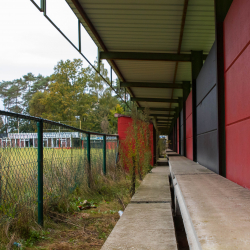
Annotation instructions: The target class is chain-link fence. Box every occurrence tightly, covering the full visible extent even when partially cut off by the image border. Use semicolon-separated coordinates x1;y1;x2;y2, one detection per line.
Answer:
0;111;118;226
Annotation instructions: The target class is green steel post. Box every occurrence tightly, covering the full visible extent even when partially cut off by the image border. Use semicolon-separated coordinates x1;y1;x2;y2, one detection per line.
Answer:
40;0;44;11
115;139;119;165
87;133;91;188
42;0;46;16
78;19;81;53
103;135;106;175
37;121;43;226
97;48;100;72
110;66;112;87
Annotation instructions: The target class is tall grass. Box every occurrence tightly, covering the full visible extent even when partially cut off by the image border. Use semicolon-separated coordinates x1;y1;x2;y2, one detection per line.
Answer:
0;144;120;249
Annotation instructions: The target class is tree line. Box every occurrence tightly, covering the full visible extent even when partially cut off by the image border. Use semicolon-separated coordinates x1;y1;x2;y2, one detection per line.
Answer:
0;59;129;134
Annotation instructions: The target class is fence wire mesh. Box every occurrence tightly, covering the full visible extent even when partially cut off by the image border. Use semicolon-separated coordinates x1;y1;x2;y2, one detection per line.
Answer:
0;113;118;224
0;118;38;220
90;134;103;175
107;137;118;174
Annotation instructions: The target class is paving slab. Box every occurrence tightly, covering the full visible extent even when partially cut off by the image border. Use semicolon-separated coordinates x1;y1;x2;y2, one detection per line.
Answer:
131;167;171;203
101;203;177;250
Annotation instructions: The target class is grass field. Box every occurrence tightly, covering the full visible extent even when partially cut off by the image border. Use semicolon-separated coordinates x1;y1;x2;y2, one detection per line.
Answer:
0;146;117;220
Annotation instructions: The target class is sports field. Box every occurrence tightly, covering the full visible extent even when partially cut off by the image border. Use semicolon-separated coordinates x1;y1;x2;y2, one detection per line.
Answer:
0;146;117;219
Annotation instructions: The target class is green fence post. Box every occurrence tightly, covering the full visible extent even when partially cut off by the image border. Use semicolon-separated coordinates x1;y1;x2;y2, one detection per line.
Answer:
103;135;106;175
115;138;119;165
87;133;91;188
37;120;43;226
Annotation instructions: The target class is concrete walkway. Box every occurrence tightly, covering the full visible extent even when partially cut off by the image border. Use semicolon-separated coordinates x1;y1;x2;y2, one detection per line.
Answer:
101;166;177;250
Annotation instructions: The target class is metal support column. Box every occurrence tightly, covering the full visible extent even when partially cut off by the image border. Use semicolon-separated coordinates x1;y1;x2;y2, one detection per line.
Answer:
183;81;191;157
103;135;106;175
215;0;233;177
37;121;43;226
191;51;203;162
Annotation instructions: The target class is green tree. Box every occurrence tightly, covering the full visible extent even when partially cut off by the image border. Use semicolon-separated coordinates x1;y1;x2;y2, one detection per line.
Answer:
0;58;127;133
29;59;98;130
23;73;50;113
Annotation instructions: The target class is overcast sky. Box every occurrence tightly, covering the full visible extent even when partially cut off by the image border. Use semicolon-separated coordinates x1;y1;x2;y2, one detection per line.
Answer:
0;0;114;110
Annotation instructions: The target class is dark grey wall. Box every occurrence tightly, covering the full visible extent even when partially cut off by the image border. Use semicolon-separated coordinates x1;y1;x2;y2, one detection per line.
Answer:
196;42;219;173
180;109;184;156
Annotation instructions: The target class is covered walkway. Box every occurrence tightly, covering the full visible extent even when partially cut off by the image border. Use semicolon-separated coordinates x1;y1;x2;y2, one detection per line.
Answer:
30;0;250;248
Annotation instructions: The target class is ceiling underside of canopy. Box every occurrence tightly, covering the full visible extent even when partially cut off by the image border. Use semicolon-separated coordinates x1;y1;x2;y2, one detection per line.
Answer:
66;0;215;130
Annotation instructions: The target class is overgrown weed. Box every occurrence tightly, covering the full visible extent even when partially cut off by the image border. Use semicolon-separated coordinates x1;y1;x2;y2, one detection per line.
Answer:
0;160;140;249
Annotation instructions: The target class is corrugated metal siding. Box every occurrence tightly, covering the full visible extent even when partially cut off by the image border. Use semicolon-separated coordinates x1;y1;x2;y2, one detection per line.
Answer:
175;62;192;82
138;101;171;108
131;88;173;99
181;0;215;53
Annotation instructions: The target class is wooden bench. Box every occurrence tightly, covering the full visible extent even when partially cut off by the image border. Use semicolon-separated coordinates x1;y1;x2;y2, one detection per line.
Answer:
168;154;250;250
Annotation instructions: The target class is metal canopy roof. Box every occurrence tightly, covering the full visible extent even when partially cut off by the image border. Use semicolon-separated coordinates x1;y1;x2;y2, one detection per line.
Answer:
66;0;215;130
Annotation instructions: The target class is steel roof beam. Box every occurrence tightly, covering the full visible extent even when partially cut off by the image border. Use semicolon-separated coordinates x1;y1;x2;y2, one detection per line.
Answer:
149;114;175;117
100;52;207;62
121;82;183;89
157;119;173;123
156;120;173;123
131;97;180;103
137;107;176;111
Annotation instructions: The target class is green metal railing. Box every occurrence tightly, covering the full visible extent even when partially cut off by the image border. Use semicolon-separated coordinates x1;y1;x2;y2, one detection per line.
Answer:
0;111;118;226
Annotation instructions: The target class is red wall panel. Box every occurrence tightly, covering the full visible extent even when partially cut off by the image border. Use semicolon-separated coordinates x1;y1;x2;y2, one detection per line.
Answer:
224;45;250;125
117;116;154;166
224;0;250;189
186;137;193;161
226;120;250;188
224;0;250;71
185;92;193;160
186;116;193;141
117;117;133;141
